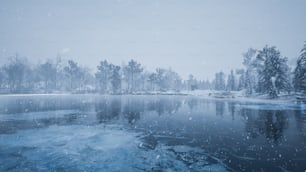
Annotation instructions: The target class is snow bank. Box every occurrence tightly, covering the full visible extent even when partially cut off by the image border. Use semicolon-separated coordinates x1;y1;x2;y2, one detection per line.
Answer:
0;90;303;105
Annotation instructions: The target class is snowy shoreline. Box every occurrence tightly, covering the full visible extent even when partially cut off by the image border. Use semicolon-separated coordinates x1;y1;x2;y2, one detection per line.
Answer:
0;90;304;104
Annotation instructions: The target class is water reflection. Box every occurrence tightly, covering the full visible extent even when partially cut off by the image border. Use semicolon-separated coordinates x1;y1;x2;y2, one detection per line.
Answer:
0;95;305;171
123;100;143;124
295;108;306;134
95;99;121;123
242;109;289;144
0;112;81;134
227;101;236;120
187;98;197;110
147;98;182;116
0;96;300;144
0;96;92;114
215;101;225;116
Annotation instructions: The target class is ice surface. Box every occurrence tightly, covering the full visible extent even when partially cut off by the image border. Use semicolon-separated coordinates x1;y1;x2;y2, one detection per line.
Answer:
239;102;306;110
0;110;78;121
1;95;304;171
0;124;226;172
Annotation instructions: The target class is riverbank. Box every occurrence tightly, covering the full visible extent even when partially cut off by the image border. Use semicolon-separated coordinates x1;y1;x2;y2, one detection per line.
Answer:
0;90;304;104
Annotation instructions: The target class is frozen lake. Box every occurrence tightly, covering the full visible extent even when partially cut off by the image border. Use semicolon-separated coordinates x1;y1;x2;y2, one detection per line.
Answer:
0;95;306;171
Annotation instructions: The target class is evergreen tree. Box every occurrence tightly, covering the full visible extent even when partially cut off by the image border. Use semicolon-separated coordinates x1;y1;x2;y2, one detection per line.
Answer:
3;55;32;93
242;48;258;95
275;57;292;94
237;69;246;91
153;68;182;91
148;73;157;91
164;69;181;91
244;70;256;95
123;59;143;93
0;68;4;90
293;41;306;93
110;65;121;94
155;68;166;91
63;60;82;91
37;61;57;92
187;74;197;90
257;46;291;98
227;70;236;91
214;72;225;91
95;60;112;93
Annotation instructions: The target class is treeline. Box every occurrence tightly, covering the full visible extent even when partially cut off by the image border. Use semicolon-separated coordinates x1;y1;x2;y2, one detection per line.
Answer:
213;42;306;97
0;56;212;94
0;42;305;96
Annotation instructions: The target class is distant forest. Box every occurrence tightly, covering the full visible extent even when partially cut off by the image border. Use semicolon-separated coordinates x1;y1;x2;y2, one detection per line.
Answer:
0;42;305;98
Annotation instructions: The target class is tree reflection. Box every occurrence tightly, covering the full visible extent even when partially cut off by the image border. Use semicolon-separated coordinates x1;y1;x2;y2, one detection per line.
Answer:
242;108;261;138
95;98;183;125
294;108;306;134
0;97;92;114
123;100;144;124
147;99;167;115
264;111;288;142
187;98;197;110
95;99;121;123
215;101;225;116
227;101;236;120
242;109;289;144
0;112;80;134
147;98;181;116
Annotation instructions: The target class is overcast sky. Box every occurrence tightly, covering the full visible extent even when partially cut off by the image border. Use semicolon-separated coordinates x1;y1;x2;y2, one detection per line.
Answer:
0;0;306;80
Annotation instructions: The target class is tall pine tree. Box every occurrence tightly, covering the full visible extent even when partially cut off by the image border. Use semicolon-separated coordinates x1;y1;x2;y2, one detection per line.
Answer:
257;46;291;98
242;48;258;95
227;70;236;91
293;41;306;93
214;72;226;91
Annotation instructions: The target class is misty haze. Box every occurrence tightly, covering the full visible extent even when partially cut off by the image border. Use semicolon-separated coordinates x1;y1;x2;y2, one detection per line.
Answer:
0;0;306;172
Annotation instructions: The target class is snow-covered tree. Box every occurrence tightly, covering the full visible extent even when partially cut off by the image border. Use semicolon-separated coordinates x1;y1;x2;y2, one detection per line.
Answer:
197;79;211;90
53;55;66;91
244;70;257;95
214;72;225;91
257;46;291;98
226;70;236;91
155;68;167;91
148;73;157;91
78;67;94;93
187;74;197;90
164;69;182;91
3;55;33;93
37;61;57;92
123;59;143;93
151;68;182;91
0;68;4;90
95;60;112;93
237;69;246;91
293;41;306;93
110;65;121;94
63;60;82;91
241;48;258;95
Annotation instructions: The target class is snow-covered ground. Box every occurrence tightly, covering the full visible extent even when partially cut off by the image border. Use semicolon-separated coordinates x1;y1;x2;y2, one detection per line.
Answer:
181;90;306;104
